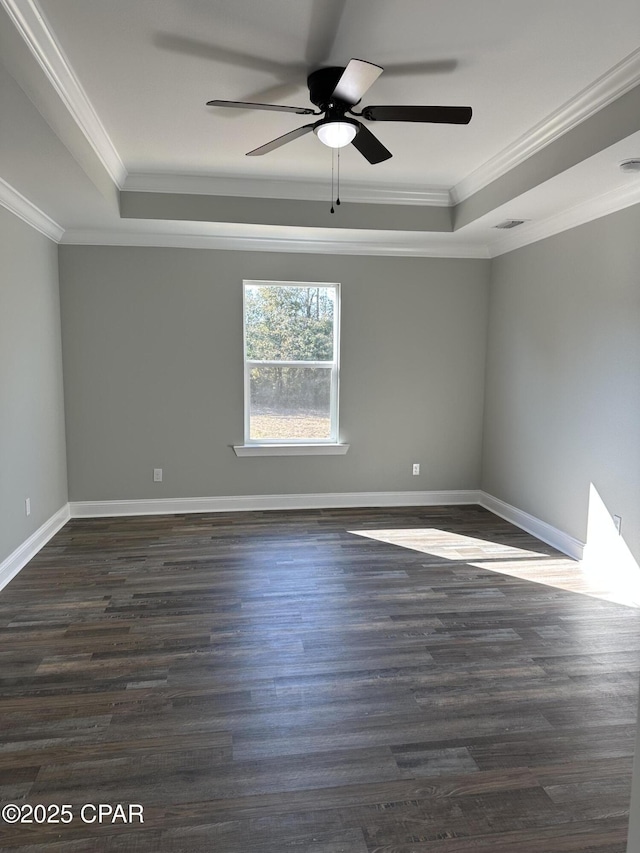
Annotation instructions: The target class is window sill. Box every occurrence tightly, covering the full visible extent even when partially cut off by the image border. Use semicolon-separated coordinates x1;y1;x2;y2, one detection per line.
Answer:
233;443;350;457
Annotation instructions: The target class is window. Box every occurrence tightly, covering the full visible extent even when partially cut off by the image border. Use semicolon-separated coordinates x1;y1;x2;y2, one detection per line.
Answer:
242;281;341;448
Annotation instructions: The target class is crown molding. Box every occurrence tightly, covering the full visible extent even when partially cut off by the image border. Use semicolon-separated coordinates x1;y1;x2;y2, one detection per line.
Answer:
489;178;640;257
0;178;64;241
123;172;453;207
4;0;639;229
453;47;640;204
0;0;127;187
60;227;489;258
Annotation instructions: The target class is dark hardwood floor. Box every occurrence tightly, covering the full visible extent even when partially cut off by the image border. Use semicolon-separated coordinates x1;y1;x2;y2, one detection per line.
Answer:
0;505;639;852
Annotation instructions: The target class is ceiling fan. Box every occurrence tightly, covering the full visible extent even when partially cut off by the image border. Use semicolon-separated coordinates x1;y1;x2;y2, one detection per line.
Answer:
207;58;472;164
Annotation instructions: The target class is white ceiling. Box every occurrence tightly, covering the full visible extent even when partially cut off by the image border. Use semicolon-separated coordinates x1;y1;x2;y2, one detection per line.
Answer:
2;0;640;255
37;0;640;184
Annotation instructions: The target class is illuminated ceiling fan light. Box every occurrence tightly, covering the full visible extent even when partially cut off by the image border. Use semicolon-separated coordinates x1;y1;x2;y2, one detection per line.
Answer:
314;119;358;148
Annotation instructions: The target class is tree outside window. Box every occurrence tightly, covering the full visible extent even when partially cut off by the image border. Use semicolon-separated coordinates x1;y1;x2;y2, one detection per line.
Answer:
243;281;340;443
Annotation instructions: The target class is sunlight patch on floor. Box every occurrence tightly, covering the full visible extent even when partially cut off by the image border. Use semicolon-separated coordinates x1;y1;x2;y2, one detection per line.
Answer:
467;555;639;606
349;523;640;608
349;528;547;561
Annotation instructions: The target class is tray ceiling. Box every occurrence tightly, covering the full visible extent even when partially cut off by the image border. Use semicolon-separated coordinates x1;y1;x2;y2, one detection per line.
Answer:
2;0;640;255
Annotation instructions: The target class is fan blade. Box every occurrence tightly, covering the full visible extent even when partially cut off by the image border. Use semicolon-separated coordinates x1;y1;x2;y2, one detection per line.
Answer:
239;83;304;107
208;99;316;115
157;34;307;112
155;33;306;77
351;122;392;164
361;105;472;124
332;59;383;106
306;0;347;66
247;124;315;156
384;59;458;77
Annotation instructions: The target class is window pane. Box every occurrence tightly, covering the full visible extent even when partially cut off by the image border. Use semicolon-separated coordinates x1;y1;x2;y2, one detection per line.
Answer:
245;285;335;361
249;366;332;440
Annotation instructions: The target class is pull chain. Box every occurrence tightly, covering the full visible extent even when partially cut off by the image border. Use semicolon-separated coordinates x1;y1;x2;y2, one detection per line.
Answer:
330;148;335;214
336;147;341;206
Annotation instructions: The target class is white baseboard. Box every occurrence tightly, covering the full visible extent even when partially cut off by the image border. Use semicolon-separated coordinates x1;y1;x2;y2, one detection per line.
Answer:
69;490;482;518
478;491;585;560
0;504;71;593
0;491;584;597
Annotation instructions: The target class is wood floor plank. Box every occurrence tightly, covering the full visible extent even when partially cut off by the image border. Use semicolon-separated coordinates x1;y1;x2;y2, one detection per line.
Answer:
0;505;638;852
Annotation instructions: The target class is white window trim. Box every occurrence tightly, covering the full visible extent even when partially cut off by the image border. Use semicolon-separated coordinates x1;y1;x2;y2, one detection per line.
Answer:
233;443;349;457
239;280;344;452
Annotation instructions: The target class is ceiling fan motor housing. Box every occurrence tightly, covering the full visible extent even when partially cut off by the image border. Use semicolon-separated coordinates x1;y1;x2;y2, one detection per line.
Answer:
307;67;354;112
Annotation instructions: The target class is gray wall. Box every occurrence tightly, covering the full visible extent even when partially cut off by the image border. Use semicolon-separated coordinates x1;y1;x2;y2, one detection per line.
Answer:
482;204;640;562
59;246;490;501
0;206;68;563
